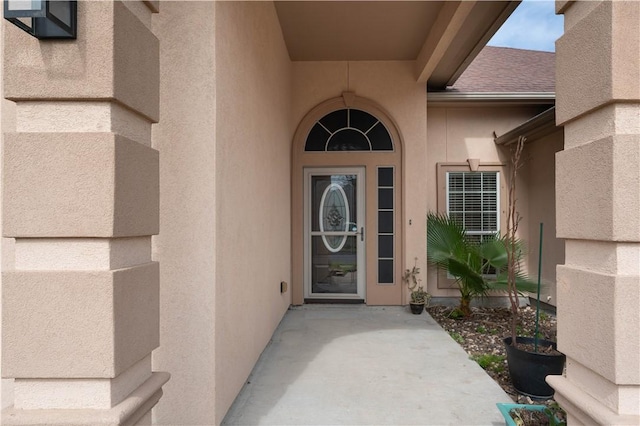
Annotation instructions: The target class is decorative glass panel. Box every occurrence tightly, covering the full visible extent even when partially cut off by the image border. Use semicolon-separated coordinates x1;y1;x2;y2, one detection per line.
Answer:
350;108;378;132
378;188;393;210
367;122;393;150
304;108;393;152
377;167;394;284
378;167;393;186
378;259;394;284
378;211;393;234
306;123;330;151
378;235;393;258
311;175;357;234
327;129;370;151
320;109;348;133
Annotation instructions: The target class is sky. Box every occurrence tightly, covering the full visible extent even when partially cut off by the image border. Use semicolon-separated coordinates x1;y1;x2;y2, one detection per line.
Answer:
487;0;564;52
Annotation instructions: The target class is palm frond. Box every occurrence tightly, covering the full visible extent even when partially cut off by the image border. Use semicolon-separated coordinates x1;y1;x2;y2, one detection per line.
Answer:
489;272;538;294
427;211;538;309
426;212;466;265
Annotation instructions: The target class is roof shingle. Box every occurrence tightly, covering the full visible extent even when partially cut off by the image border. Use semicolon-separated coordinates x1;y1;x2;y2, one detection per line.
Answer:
450;46;555;93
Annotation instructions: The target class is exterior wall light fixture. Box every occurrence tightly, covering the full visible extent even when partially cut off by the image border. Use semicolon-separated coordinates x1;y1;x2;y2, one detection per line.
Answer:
4;0;76;39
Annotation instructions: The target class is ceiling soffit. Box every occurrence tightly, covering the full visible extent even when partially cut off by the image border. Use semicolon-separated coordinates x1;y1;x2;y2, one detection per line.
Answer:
274;1;442;61
274;1;520;89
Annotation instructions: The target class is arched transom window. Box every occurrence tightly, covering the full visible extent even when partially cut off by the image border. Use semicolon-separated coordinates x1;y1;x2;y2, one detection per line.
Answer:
305;108;394;151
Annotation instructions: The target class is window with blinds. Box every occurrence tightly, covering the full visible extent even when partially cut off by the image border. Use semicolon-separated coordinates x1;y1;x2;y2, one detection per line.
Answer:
446;171;500;243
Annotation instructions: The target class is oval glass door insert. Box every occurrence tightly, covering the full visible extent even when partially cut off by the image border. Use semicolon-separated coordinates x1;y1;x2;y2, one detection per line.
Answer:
319;183;350;252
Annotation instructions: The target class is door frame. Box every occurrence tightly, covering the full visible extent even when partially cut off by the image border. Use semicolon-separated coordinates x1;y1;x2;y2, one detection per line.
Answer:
291;93;404;305
303;167;366;300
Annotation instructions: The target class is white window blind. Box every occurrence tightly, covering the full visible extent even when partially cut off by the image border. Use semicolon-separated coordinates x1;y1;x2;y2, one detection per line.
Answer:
446;171;500;243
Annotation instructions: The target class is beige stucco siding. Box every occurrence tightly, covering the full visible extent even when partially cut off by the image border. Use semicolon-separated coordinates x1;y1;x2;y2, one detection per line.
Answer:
524;130;565;307
426;105;549;298
213;2;293;424
292;61;427;303
153;2;292;424
0;19;16;411
152;1;218;423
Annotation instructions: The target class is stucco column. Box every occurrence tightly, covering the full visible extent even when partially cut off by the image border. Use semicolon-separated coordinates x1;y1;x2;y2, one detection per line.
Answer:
1;1;168;424
549;1;640;424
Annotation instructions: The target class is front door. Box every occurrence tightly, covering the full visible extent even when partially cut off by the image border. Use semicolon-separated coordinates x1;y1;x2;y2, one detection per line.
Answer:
304;167;365;300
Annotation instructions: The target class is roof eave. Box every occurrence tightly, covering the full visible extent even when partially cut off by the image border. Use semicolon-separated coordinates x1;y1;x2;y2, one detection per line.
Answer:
428;91;555;102
494;106;558;145
425;1;522;88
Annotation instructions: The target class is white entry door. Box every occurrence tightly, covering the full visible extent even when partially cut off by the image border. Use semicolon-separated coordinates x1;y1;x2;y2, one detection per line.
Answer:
304;167;366;300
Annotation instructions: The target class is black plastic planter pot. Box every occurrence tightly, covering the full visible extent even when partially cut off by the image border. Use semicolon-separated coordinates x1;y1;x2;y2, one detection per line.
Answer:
503;337;566;399
409;303;424;314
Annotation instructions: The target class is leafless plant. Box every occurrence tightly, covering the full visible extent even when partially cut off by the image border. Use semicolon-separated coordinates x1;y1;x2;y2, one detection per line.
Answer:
507;136;526;344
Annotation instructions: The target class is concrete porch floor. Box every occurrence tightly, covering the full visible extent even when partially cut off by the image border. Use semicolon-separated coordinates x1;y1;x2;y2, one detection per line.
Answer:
222;305;511;425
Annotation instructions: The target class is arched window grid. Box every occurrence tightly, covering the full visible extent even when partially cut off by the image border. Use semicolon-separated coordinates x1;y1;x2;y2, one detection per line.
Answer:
304;108;394;152
321;123;372;151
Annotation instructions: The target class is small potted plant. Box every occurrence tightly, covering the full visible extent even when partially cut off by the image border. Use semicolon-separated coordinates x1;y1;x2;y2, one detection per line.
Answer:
403;258;431;314
496;402;566;426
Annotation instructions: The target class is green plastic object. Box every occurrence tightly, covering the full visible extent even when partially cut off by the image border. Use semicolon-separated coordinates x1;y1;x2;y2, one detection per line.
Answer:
496;403;555;426
535;222;543;352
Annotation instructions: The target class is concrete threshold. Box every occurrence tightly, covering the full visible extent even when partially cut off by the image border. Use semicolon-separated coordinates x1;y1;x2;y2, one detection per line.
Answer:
223;305;511;425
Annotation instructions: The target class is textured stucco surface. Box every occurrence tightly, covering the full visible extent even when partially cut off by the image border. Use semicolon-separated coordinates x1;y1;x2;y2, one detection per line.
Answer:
524;130;565;306
151;2;217;424
14;238;152;271
2;133;159;238
291;61;425;305
14;355;151;409
551;1;640;423
556;134;640;241
1;0;163;420
2;372;169;426
426;105;549;297
0;18;15;411
15;102;152;146
556;1;640;125
213;2;292;423
2;263;159;378
3;1;160;122
557;266;640;383
564;103;640;149
153;2;292;424
4;0;638;423
290;93;403;305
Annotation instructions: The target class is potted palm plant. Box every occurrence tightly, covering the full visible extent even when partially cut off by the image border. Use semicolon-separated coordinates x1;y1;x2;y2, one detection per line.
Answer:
503;136;565;399
403;258;430;314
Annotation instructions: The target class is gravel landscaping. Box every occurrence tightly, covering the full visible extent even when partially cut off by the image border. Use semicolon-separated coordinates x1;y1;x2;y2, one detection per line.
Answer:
426;304;563;409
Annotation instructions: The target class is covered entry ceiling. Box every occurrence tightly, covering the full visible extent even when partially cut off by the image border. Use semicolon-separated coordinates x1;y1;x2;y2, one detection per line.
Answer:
274;1;520;88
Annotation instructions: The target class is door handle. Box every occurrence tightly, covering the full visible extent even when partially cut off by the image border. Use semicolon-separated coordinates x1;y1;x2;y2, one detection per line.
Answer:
356;226;364;242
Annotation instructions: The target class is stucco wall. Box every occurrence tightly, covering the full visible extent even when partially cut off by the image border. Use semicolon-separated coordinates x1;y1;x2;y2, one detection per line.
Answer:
0;21;16;411
153;3;292;423
426;105;549;298
213;2;292;424
292;61;427;302
152;2;217;423
524;130;565;307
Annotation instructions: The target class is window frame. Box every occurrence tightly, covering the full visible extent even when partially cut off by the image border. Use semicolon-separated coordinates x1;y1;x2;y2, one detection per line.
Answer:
304;108;395;152
435;162;507;289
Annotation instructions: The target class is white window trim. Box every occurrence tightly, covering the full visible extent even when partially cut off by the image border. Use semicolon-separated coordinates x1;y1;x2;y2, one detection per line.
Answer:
435;162;507;289
445;170;501;239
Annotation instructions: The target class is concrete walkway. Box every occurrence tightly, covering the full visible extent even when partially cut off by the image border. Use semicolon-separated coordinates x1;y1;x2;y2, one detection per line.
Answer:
223;305;511;425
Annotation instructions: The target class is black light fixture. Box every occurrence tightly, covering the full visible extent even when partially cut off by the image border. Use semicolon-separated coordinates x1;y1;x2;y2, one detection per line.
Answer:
4;0;76;39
